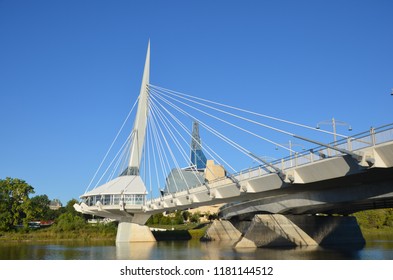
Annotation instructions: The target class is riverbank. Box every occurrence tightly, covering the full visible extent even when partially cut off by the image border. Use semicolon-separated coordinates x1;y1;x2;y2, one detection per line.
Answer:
0;222;209;242
1;221;392;243
361;227;393;240
0;227;116;242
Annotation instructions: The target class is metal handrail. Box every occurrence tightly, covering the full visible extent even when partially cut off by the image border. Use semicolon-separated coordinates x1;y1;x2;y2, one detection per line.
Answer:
147;123;393;205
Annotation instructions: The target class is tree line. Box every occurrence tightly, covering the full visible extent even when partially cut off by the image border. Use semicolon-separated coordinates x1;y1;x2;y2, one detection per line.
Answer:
2;176;393;234
0;177;207;234
0;177;82;232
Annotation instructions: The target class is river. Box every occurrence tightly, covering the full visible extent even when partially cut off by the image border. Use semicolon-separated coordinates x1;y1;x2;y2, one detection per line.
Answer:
1;235;393;260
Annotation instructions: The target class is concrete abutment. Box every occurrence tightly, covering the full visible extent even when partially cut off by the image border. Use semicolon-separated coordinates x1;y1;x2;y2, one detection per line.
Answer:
116;215;156;243
116;222;156;243
203;214;365;248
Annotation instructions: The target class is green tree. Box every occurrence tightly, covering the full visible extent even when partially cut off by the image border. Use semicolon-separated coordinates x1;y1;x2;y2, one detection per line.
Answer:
190;211;201;223
182;210;190;222
0;189;13;231
148;213;163;225
30;194;50;220
384;209;393;227
173;210;184;225
53;212;86;232
0;177;34;231
64;198;81;216
354;209;388;229
50;199;89;232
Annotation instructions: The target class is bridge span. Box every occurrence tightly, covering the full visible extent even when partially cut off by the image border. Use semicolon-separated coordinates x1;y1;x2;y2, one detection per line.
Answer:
74;42;393;246
76;124;393;217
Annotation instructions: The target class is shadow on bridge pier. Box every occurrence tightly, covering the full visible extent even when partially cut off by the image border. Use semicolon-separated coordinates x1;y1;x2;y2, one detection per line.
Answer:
203;214;366;250
208;164;393;249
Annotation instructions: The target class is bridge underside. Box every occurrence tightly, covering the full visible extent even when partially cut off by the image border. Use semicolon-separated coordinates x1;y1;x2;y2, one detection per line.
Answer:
205;214;366;248
206;166;393;248
219;166;393;220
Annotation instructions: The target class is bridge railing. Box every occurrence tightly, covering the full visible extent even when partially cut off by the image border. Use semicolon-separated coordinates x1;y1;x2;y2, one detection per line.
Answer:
146;124;393;206
233;123;393;182
373;123;393;145
334;123;393;151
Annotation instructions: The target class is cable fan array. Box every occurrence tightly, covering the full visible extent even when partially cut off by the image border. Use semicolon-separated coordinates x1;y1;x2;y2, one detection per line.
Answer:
85;84;351;199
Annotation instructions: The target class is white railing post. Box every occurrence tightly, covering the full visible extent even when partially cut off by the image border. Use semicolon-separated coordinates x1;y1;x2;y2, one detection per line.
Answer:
347;137;352;151
370;127;376;146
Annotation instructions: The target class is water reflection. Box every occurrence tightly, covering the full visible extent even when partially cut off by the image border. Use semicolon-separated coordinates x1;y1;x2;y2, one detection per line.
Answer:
113;241;367;260
1;238;393;260
116;242;156;259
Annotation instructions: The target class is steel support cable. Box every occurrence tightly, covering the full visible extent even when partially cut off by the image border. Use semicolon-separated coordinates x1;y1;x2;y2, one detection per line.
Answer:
142;120;148;195
149;84;348;139
147;114;162;198
148;105;170;192
120;139;132;175
149;90;239;172
109;136;131;181
150;90;258;170
149;88;291;152
149;100;194;192
149;91;226;179
150;100;194;170
150;96;221;183
151;87;314;168
145;121;152;199
146;115;155;199
149;103;182;193
152;86;295;138
147;107;166;199
150;101;184;187
84;98;139;194
150;102;200;181
150;91;250;172
106;135;131;181
151;88;334;163
149;101;191;189
148;105;178;193
93;133;133;189
149;96;211;187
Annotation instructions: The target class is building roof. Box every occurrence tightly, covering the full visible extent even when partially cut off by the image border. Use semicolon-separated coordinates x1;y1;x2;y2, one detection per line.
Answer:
163;168;205;194
81;175;147;198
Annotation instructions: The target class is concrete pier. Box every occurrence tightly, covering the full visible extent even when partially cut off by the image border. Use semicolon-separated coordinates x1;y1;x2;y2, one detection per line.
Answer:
235;214;317;248
204;214;365;248
203;220;242;241
116;222;156;243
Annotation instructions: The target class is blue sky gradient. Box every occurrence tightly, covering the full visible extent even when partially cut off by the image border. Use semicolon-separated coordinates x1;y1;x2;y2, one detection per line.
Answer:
1;0;392;204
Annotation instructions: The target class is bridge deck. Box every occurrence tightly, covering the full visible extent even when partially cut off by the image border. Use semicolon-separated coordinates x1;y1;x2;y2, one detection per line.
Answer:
75;124;393;223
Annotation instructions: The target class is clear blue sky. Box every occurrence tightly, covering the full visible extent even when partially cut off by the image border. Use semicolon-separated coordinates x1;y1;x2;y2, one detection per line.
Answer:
1;0;392;204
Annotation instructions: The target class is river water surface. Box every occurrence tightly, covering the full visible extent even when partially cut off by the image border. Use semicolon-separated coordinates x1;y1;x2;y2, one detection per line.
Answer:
1;235;393;260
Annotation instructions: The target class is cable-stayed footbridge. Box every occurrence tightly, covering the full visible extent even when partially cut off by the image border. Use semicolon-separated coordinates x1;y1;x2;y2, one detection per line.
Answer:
74;42;393;245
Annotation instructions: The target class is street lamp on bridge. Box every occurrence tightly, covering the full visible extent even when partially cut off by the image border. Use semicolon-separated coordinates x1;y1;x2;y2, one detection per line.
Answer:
316;118;352;146
275;140;305;167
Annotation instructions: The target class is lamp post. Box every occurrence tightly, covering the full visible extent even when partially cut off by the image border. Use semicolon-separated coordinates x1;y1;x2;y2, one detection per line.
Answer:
275;140;305;167
316;118;352;146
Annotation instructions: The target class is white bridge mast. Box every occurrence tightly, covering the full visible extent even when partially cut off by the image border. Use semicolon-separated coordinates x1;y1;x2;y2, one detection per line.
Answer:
127;41;150;175
76;42;152;223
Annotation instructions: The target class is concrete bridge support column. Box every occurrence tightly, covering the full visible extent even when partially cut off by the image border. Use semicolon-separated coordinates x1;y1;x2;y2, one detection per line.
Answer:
235;214;317;248
233;214;365;248
203;220;242;242
116;215;156;243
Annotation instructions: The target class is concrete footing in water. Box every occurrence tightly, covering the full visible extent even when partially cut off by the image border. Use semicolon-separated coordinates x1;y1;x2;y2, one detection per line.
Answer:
116;222;156;243
203;214;365;248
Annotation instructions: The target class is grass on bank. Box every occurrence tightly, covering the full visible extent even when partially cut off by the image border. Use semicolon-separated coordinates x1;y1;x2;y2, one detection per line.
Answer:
2;207;393;242
0;223;118;241
0;222;209;242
